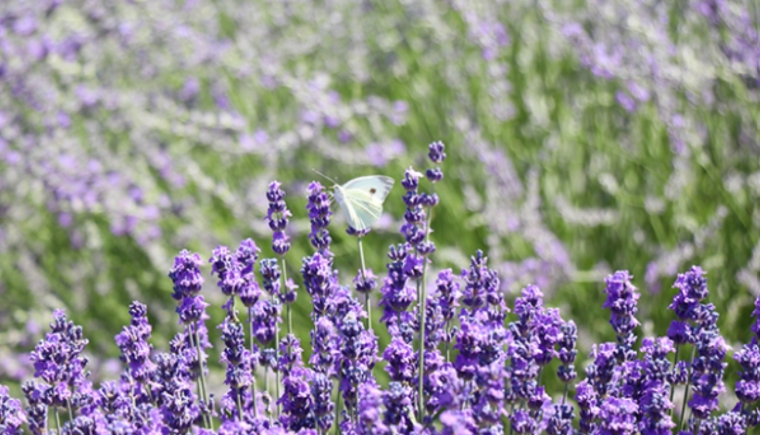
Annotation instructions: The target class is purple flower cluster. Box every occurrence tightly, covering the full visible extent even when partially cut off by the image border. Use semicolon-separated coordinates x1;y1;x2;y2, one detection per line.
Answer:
3;146;760;435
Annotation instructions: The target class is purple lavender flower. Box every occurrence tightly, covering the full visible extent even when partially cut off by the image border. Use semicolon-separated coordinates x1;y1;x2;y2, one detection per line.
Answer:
218;317;253;420
306;181;333;257
250;299;281;345
441;409;477;435
260;258;282;300
114;301;156;401
311;372;334;432
425;361;460;413
266;181;291;256
21;381;47;435
688;304;729;420
353;268;377;295
547;404;574;435
337;311;377;415
309;316;338;377
511;409;538;434
301;252;337;320
278;366;314;431
161;378;201;433
379;244;417;334
278;333;304;376
0;385;26;434
753;294;760;345
735;344;760;406
168;250;205;301
29;309;92;412
210;245;245;298
434;269;460;354
598;396;638;435
603;270;640;362
356;381;387;435
557;320;578;384
382;382;417;433
639;337;676;435
383;337;416;383
400;167;426;248
461;250;504;318
586;342;618;398
576;380;600;434
668;266;709;324
426;140;446;183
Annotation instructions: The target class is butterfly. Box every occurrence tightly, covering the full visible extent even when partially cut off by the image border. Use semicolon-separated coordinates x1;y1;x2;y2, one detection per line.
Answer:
315;171;395;231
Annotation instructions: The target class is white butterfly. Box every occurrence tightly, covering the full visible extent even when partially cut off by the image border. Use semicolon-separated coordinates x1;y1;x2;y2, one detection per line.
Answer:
328;175;395;231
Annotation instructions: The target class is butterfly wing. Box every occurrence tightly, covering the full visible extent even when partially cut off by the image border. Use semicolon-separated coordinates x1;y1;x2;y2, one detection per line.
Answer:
335;176;394;230
342;188;384;230
341;176;395;202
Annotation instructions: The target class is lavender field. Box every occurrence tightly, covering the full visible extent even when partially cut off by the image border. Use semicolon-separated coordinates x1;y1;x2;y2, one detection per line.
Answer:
1;0;760;433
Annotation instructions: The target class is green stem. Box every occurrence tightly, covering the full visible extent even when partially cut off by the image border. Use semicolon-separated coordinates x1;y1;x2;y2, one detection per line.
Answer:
193;325;212;429
677;347;696;432
561;382;569;405
54;408;61;433
282;258;292;336
249;312;259;419
334;376;343;435
236;391;244;420
417;200;434;422
357;237;371;329
66;398;74;422
275;327;280;417
669;344;681;407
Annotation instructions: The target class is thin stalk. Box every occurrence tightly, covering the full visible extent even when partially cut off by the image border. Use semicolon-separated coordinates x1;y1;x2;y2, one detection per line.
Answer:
334;377;343;435
54;409;62;433
275;327;280;417
509;403;515;435
677;347;696;432
248;311;259;418
561;382;569;405
236;391;244;420
66;398;73;422
445;324;451;362
265;365;270;399
417;201;434;423
282;258;292;335
357;237;370;328
669;344;681;406
193;325;212;429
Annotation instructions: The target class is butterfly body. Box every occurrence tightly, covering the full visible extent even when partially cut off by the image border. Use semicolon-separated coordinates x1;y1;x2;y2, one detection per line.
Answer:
332;175;394;231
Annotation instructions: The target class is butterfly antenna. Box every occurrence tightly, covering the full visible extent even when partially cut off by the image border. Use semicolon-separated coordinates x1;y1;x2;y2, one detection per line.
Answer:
312;169;339;186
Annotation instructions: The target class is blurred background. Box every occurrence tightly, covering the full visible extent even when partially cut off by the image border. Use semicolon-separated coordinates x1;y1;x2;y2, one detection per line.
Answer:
1;0;759;391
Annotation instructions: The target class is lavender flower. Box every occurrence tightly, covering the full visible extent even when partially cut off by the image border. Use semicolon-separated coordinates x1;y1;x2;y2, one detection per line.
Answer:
311;372;335;432
250;299;281;345
440;410;477;435
382;382;417;433
688;304;729;420
301;252;337;320
218;317;253;420
114;301;156;402
603;270;640;362
29;309;92;412
278;366;314;431
383;337;416;383
735;345;760;406
598;397;638;435
557;320;578;385
266;181;291;256
306;181;333;257
639;337;676;435
426;141;446;183
0;385;26;435
161;378;201;433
